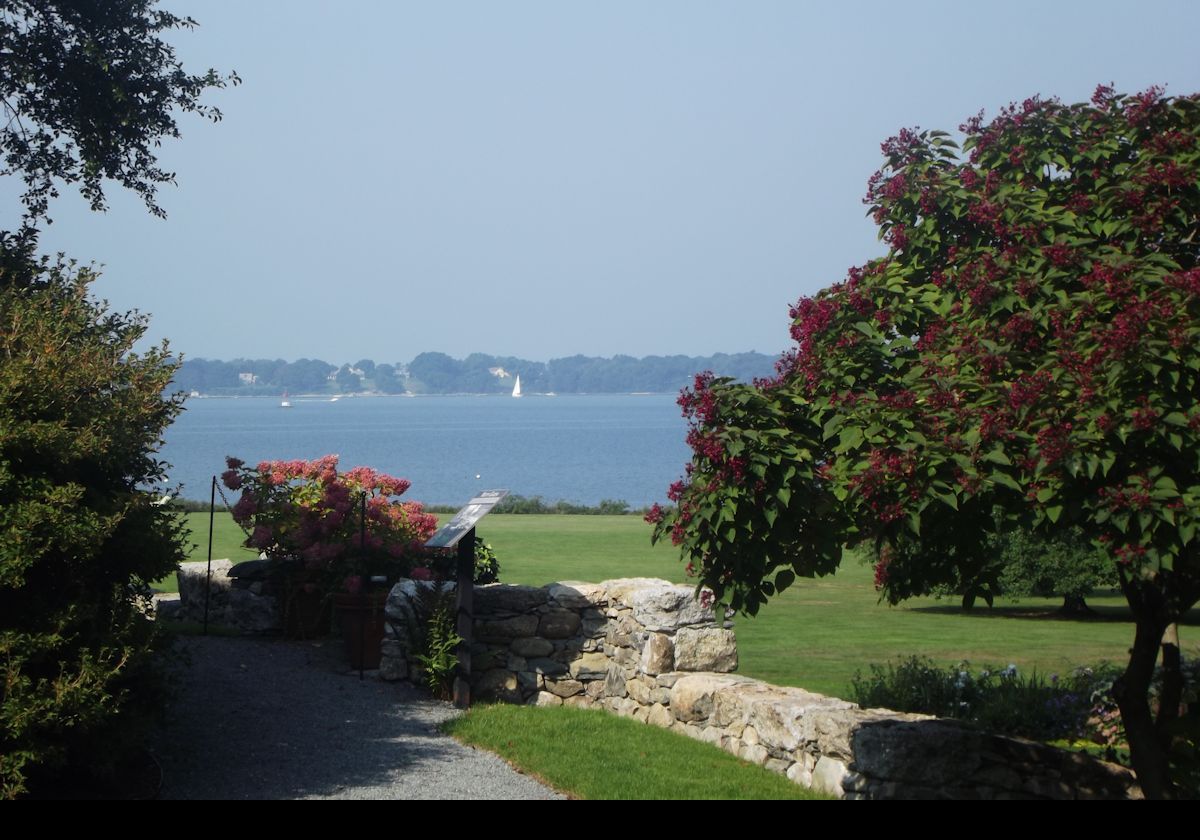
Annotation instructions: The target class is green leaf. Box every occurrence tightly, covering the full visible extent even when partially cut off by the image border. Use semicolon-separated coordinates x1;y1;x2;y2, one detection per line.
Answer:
1045;504;1063;523
822;415;844;440
983;447;1011;466
1154;475;1178;493
907;509;921;535
774;569;795;593
838;427;864;451
993;471;1022;492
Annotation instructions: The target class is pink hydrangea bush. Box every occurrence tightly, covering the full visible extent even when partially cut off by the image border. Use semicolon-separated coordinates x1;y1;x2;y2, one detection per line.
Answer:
222;454;438;585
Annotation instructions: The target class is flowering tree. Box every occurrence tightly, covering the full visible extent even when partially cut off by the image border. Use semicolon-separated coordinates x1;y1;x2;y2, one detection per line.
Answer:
222;455;438;587
650;86;1200;798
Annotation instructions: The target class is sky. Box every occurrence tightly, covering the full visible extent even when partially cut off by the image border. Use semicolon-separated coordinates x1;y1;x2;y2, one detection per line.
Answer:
18;1;1200;364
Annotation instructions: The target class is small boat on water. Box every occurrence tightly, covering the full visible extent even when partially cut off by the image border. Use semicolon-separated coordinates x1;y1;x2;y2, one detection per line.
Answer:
281;391;292;408
512;375;522;398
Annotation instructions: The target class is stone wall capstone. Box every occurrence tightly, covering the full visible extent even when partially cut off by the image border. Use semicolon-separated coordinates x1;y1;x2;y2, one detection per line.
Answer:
381;576;1139;800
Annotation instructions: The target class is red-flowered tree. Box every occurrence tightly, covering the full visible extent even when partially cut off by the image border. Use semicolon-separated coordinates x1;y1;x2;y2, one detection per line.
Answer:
649;86;1200;798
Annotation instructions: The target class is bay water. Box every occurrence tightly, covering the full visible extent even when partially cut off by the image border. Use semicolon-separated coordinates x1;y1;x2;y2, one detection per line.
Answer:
160;394;691;507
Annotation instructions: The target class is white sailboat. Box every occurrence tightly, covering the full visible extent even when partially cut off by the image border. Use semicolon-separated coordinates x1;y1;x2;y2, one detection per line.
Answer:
512;375;522;398
281;390;292;408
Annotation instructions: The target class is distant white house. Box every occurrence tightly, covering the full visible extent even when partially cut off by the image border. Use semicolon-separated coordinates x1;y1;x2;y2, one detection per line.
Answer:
489;366;513;379
238;372;257;385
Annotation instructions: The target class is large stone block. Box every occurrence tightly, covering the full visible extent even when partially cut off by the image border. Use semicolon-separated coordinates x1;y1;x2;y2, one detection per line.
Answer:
546;678;585;698
674;627;738;672
787;758;814;788
740;743;770;764
151;593;181;622
626;677;653;706
605;614;640;648
849;718;987;787
537;609;582;639
606;579;714;631
812;756;848;797
669;674;745;723
527;657;569;676
177;559;232;600
547;582;608;609
613;646;640;669
569;651;611;680
475;614;539;642
516;670;540;696
604;666;628;698
640;632;674;676
743;693;855;756
646;703;674;729
474;584;547;614
385;580;455;643
473;669;522;703
511;637;555;658
226;588;279;632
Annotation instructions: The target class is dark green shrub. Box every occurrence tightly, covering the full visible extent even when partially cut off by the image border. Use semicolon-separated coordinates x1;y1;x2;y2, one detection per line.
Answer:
0;254;186;798
473;539;501;584
849;656;1117;742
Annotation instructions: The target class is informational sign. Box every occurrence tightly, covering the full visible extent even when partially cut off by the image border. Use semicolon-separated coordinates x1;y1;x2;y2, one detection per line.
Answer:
423;489;509;549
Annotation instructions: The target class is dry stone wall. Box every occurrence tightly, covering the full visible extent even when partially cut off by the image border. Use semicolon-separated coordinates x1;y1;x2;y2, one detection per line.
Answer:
381;577;1139;800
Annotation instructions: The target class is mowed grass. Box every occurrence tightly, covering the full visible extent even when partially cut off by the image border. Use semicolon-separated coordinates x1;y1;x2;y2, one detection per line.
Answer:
443;704;831;800
179;512;1199;698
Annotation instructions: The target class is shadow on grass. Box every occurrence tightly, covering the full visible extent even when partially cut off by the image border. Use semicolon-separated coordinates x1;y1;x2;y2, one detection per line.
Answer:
908;598;1200;626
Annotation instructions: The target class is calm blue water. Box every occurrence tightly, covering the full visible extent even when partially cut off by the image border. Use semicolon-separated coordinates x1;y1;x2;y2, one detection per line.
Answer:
160;394;691;507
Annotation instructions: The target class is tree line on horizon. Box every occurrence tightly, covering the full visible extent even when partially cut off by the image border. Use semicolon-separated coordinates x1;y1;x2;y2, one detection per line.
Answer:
173;350;780;396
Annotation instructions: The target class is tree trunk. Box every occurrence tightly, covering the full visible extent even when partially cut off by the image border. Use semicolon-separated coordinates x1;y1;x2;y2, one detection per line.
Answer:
1112;614;1175;799
1058;594;1094;615
1157;623;1182;735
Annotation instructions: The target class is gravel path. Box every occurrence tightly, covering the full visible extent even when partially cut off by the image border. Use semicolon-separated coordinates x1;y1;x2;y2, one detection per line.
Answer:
152;635;560;800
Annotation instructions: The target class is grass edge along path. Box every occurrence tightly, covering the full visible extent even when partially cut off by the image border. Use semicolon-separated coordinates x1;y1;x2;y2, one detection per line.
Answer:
443;704;832;800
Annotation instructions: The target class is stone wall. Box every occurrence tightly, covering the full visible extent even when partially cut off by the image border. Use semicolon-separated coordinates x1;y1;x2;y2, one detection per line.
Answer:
381;577;1139;800
172;559;279;633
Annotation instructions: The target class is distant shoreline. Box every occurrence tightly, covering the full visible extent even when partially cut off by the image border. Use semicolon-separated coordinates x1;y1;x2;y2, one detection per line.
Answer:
173;350;779;398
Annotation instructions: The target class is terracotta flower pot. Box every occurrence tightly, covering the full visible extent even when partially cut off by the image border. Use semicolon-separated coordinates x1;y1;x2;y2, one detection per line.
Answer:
282;584;331;639
333;591;389;669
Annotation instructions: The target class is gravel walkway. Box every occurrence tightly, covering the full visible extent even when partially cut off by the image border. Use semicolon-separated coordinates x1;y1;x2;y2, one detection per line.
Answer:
152;635;561;800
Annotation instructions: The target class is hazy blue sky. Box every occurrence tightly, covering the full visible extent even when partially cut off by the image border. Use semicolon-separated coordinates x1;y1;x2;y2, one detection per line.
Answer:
21;1;1200;364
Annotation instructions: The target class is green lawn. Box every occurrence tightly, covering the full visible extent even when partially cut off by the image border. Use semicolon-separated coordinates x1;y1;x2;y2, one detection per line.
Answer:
178;511;1197;699
443;704;831;800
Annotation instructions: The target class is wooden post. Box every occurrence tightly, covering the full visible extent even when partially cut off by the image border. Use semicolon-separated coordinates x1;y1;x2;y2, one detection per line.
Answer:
452;526;475;708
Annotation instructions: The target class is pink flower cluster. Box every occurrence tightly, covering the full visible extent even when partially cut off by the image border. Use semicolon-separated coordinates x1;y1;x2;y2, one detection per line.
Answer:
221;454;437;576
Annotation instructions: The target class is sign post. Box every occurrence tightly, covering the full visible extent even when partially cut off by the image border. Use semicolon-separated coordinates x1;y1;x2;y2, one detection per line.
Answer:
423;490;507;708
